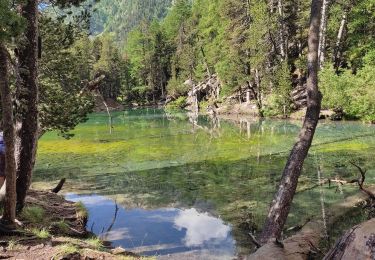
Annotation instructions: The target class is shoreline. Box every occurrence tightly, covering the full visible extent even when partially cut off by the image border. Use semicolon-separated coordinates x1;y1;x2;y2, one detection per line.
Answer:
96;103;372;125
0;189;142;260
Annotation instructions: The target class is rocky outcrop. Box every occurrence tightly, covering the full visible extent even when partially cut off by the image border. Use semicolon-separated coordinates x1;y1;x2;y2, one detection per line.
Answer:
291;84;307;109
216;103;259;116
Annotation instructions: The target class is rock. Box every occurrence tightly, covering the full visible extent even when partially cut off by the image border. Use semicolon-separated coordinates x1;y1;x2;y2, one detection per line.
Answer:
291;84;307;109
330;108;344;121
216;103;259;116
59;252;81;260
111;247;127;255
29;244;45;251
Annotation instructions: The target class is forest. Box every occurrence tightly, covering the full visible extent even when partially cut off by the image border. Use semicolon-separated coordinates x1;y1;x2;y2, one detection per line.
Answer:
64;0;375;121
0;0;375;259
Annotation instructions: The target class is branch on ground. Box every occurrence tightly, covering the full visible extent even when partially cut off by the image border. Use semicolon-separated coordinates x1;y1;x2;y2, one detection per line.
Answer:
51;178;66;194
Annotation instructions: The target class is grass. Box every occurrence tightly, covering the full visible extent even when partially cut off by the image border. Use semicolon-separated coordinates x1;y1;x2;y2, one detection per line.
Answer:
85;237;104;250
31;228;51;239
53;243;80;259
7;239;19;250
52;220;70;233
20;206;45;223
75;202;88;220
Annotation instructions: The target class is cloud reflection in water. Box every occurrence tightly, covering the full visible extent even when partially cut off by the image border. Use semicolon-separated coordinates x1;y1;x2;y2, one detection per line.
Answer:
174;208;231;247
66;193;235;257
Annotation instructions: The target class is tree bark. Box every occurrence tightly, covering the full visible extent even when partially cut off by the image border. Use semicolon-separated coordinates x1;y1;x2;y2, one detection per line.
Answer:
333;10;347;71
0;43;17;224
259;0;323;244
318;0;329;68
16;0;39;211
323;218;375;260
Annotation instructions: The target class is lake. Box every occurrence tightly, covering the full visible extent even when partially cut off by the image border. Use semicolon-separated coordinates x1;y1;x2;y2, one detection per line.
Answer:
34;108;375;259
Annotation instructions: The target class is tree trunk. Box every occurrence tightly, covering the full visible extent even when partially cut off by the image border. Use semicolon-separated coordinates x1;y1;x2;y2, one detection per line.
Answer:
318;0;329;68
16;0;39;211
0;43;17;224
333;10;347;71
254;69;264;117
259;0;323;244
278;0;288;60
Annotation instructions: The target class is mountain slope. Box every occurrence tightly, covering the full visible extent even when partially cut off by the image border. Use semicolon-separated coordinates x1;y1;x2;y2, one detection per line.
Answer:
90;0;172;42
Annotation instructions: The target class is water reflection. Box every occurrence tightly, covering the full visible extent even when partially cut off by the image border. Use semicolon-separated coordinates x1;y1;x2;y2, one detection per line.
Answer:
174;208;231;247
35;109;375;257
66;193;235;257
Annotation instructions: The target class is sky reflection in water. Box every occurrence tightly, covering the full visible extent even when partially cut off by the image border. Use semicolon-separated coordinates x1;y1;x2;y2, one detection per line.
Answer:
66;193;235;257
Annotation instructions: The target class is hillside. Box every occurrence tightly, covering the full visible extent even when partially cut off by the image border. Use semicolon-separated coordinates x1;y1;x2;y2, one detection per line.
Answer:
90;0;172;42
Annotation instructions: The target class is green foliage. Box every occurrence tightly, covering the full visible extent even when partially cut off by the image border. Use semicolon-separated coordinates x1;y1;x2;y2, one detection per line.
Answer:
52;220;70;233
86;237;104;250
31;228;51;239
264;62;293;116
38;16;95;138
125;20;173;103
92;33;132;101
20;206;45;223
166;78;189;97
90;0;172;42
0;0;25;41
75;202;88;220
162;0;192;40
320;52;375;122
166;96;187;110
53;243;80;259
39;0;375;120
346;0;375;69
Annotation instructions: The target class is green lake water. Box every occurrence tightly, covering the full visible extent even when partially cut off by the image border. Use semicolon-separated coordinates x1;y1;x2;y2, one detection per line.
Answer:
34;108;375;258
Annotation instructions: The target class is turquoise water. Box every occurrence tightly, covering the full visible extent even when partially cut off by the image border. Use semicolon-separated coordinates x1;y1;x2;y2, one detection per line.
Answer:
34;109;375;258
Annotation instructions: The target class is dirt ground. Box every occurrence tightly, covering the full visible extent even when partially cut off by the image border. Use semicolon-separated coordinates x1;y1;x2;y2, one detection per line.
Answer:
0;190;143;260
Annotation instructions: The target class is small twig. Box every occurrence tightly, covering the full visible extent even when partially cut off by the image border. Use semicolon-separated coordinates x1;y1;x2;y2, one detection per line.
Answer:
286;217;312;232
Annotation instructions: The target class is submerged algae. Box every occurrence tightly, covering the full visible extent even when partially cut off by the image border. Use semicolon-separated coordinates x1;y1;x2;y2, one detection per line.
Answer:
34;109;375;256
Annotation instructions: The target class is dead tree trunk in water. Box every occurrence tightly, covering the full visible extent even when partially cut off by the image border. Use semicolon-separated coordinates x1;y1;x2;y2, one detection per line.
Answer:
16;0;39;211
0;44;17;224
260;0;322;244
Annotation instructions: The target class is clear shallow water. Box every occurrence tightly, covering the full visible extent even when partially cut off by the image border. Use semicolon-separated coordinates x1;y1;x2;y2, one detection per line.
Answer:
66;193;235;257
34;108;375;258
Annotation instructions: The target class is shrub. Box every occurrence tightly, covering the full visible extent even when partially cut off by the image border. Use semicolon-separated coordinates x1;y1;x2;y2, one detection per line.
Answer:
166;96;187;110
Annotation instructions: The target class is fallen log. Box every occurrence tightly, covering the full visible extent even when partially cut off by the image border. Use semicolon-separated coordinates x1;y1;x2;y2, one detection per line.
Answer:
323;218;375;260
247;191;374;259
248;163;375;259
